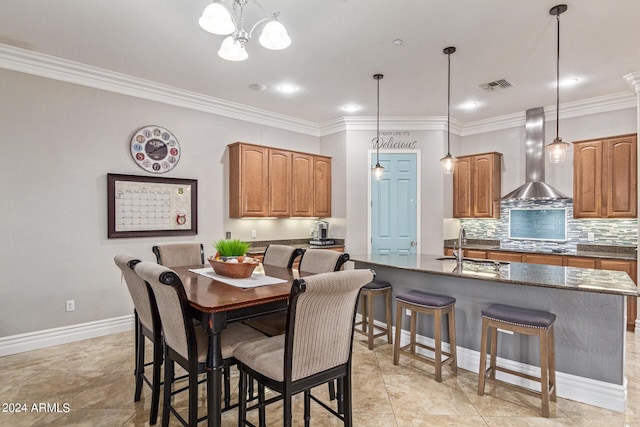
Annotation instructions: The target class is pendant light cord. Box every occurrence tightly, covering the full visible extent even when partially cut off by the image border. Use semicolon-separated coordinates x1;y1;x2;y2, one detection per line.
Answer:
555;13;560;140
447;51;451;155
376;76;380;163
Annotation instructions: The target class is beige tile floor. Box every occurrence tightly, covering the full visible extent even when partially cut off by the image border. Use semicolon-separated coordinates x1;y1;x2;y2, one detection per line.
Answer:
1;330;640;426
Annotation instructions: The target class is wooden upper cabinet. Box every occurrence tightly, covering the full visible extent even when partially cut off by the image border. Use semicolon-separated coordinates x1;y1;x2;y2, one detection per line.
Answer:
268;149;291;217
229;142;331;218
313;156;332;217
453;157;472;218
453;152;502;218
229;143;269;217
573;141;602;217
573;134;636;218
291;152;314;216
606;135;637;217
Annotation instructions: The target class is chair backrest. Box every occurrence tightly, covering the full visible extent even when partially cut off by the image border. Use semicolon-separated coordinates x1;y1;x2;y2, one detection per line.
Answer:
152;243;204;268
134;261;195;362
284;269;374;382
262;244;303;269
114;254;157;333
298;249;349;274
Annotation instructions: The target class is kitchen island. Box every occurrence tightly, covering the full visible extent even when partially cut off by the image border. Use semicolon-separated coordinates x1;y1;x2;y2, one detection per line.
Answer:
350;253;638;412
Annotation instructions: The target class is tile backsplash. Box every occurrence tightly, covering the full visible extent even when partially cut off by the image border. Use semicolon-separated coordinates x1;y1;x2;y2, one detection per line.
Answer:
460;199;637;252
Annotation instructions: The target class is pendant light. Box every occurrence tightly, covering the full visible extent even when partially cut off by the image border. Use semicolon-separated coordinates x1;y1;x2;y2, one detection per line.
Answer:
440;46;457;174
371;74;385;180
546;4;570;163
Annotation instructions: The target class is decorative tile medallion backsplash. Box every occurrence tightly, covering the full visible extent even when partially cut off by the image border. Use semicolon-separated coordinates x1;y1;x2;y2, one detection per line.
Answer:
460;199;637;252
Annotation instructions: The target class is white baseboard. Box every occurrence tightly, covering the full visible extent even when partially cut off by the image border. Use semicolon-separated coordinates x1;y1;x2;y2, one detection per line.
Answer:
357;315;626;412
0;315;135;357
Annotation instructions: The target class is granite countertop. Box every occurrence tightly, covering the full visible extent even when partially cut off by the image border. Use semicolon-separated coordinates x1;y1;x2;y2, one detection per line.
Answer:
246;238;345;255
443;240;637;261
350;253;638;296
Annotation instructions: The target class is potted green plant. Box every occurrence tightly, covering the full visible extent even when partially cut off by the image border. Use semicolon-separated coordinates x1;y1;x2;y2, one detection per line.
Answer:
208;239;257;278
213;238;250;260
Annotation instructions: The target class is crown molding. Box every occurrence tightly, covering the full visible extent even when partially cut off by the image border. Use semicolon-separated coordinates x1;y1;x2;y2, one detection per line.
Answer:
319;116;462;136
0;44;320;137
624;71;640;93
461;91;636;136
1;44;636;139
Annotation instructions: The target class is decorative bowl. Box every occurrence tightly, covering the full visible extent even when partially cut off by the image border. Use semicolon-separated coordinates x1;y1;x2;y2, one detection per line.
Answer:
207;257;258;279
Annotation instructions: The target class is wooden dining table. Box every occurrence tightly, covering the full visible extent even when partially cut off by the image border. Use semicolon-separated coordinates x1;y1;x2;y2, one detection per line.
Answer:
173;263;301;427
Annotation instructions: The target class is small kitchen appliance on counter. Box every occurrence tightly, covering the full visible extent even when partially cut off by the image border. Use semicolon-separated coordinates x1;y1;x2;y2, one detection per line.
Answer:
309;221;335;246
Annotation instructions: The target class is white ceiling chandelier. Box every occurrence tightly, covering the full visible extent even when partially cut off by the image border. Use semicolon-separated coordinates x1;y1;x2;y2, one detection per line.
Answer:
199;0;291;62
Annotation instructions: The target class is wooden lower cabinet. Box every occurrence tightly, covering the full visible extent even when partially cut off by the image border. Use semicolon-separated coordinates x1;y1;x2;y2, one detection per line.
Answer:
523;254;564;266
565;257;597;268
486;251;523;262
465;249;487;259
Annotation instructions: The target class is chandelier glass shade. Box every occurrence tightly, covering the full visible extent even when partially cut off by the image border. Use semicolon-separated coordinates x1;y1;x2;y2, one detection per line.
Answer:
199;0;291;61
546;4;570;163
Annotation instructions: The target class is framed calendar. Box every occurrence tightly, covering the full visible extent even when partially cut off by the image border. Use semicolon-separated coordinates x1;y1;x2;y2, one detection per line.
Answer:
107;173;197;238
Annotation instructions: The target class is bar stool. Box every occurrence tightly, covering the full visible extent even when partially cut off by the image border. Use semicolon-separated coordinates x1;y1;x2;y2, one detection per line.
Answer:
477;303;556;418
354;279;393;350
393;290;457;382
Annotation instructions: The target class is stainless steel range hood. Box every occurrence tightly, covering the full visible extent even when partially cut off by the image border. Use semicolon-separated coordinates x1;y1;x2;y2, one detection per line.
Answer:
501;107;570;200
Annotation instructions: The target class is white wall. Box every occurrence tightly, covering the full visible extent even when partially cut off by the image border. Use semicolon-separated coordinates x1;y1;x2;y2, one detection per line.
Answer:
0;69;319;337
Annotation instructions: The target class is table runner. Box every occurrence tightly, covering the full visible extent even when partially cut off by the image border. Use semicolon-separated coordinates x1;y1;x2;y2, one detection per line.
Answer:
188;267;287;288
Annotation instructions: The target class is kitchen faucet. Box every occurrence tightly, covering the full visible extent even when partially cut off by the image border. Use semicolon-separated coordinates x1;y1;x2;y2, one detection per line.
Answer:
453;226;466;265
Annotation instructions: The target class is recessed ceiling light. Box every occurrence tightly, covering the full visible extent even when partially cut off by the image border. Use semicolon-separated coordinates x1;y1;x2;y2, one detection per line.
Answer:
276;84;297;93
248;83;266;91
461;101;479;109
392;39;403;46
559;77;580;87
342;105;360;112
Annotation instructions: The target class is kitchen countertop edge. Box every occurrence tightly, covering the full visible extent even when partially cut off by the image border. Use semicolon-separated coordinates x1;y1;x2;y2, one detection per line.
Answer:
351;253;638;297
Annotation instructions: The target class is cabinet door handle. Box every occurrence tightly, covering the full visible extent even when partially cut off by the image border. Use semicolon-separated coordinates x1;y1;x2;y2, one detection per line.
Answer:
410;241;417;247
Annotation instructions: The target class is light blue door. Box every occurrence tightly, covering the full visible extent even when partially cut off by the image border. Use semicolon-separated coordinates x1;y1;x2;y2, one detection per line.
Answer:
371;153;418;254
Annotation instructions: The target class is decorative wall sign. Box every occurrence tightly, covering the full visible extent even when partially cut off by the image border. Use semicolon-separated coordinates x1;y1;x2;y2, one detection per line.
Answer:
107;173;197;238
372;131;418;150
130;125;180;173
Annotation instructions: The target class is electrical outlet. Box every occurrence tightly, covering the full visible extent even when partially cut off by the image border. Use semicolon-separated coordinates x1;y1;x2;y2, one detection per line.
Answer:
225;231;231;239
66;300;75;312
405;308;412;317
251;229;257;239
587;232;595;242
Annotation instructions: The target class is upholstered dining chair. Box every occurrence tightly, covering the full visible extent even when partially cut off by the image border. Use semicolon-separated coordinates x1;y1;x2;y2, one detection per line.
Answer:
244;245;305;337
134;261;265;427
234;269;375;427
114;255;162;425
298;248;350;274
152;243;204;268
296;248;351;407
262;244;304;269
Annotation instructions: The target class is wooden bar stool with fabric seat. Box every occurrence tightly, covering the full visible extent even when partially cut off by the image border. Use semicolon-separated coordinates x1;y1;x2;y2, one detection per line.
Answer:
393;290;457;382
477;303;556;418
354;279;392;350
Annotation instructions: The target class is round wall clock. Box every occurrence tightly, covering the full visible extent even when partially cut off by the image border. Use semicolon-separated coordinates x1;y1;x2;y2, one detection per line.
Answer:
130;125;180;173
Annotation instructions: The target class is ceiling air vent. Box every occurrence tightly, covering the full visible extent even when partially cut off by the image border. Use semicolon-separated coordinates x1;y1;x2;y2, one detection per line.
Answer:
478;79;513;92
